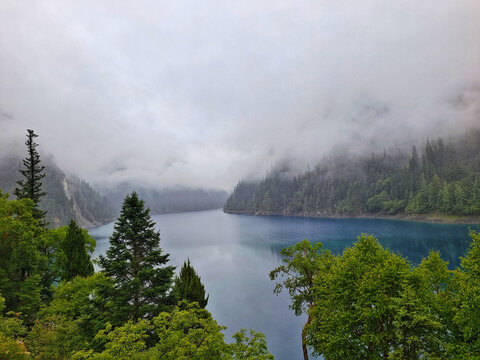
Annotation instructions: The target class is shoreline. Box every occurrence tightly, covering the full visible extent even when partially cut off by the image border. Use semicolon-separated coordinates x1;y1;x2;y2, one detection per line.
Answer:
223;209;480;225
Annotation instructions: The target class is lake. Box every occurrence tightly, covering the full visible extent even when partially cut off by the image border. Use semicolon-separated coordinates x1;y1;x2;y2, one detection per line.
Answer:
89;209;479;360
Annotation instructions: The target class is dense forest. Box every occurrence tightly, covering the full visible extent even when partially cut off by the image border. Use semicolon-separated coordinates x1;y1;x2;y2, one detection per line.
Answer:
225;130;480;219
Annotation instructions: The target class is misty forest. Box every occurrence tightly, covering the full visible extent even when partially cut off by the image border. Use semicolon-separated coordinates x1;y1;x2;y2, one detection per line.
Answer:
225;131;480;219
1;1;480;360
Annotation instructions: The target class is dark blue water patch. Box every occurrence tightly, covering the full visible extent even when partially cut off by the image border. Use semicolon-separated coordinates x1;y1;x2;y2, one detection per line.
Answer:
230;214;478;269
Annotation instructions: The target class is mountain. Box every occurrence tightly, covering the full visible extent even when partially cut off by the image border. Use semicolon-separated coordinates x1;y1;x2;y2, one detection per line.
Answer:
101;183;228;215
0;155;115;228
225;130;480;219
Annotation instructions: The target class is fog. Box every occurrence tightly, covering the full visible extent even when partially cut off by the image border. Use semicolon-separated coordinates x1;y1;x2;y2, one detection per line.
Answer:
1;0;479;191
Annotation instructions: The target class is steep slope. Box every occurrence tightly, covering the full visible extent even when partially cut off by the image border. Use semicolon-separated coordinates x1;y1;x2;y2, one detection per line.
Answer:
0;155;115;228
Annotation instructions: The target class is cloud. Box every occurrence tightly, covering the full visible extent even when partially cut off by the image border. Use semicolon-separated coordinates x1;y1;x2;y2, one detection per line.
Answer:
0;0;479;190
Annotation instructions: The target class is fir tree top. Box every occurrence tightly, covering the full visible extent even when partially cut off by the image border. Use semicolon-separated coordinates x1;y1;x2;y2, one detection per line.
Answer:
14;129;47;222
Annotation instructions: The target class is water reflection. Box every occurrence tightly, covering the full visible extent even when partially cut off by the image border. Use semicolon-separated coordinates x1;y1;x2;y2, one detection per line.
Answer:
89;210;478;360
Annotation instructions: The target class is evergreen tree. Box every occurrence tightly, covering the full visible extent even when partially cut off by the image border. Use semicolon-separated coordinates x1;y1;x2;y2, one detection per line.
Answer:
62;220;94;282
172;259;209;308
99;192;175;323
14;129;47;223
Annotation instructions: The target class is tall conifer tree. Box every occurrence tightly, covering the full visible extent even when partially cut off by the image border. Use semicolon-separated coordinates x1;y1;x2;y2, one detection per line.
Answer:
14;129;47;222
172;258;209;308
99;191;175;323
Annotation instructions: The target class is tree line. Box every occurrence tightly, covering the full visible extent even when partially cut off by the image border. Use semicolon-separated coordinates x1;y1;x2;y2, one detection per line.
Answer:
225;131;480;217
0;130;273;359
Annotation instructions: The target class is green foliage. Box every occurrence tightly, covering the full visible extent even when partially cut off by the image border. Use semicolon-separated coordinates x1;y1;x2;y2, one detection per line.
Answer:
150;301;229;359
41;273;114;345
231;329;274;360
0;332;30;360
26;315;86;360
0;190;43;321
172;259;209;308
13;129;47;223
74;320;152;360
453;230;480;356
308;235;414;359
0;295;30;360
72;302;273;360
98;192;175;324
62;220;95;281
270;240;331;316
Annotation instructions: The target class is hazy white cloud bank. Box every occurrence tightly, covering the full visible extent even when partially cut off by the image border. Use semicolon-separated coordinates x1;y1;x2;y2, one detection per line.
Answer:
1;0;479;190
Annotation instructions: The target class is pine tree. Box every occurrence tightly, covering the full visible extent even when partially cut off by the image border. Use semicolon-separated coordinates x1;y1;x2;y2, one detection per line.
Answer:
62;220;94;282
172;259;209;308
99;192;175;323
14;129;47;222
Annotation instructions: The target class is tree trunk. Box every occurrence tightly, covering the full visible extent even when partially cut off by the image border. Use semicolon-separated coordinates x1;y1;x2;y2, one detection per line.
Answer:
302;314;312;360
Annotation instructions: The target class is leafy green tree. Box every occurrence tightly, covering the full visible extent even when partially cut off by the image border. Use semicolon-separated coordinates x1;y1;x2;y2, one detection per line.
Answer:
308;235;413;359
412;251;455;357
0;190;42;321
172;259;209;308
270;239;332;360
62;220;94;281
26;315;85;360
391;283;442;359
98;192;175;324
230;329;274;360
150;301;230;360
13;129;47;223
0;295;30;360
72;320;152;360
40;273;114;348
453;230;480;357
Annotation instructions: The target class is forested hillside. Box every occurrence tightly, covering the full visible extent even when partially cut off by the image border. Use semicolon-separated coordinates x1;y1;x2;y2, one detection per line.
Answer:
0;155;115;227
225;130;480;219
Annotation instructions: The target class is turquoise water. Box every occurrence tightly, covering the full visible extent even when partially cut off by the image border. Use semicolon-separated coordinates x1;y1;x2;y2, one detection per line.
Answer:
89;209;479;360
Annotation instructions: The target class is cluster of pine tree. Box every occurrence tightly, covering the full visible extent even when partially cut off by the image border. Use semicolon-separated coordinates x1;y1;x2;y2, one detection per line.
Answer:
225;131;480;218
0;130;273;359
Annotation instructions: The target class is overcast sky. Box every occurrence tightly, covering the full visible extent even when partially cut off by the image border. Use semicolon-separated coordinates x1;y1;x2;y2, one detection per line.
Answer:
1;0;479;191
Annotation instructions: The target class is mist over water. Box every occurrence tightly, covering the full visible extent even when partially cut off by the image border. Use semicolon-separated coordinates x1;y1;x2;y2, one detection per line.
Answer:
90;210;478;360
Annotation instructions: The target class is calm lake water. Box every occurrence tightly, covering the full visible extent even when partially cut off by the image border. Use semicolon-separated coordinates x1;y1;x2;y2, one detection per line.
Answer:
89;209;479;360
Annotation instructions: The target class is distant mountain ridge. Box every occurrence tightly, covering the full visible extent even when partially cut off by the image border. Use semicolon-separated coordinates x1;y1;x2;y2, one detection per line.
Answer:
101;183;229;215
0;155;115;228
